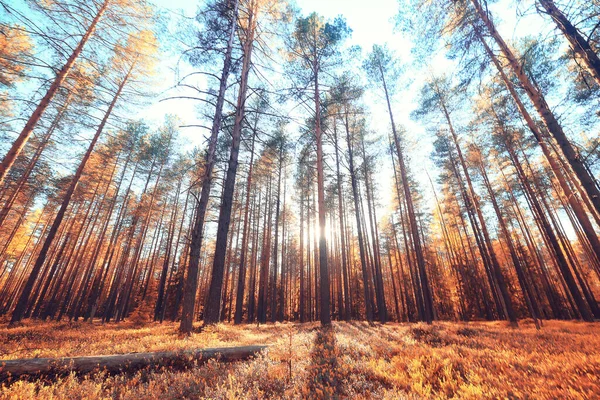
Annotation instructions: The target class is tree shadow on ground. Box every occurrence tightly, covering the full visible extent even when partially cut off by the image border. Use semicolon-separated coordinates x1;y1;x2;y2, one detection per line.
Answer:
308;325;343;399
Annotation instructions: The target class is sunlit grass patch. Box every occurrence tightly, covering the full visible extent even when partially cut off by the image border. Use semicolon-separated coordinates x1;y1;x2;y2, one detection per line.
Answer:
0;320;598;399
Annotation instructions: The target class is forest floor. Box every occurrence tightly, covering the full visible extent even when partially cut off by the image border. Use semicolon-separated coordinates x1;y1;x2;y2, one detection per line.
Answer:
0;319;598;399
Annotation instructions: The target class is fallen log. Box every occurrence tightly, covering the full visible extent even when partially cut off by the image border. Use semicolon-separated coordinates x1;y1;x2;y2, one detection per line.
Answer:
0;345;267;381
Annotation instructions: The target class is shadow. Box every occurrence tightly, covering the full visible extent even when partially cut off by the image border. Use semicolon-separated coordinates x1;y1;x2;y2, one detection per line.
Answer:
308;325;343;399
348;320;379;336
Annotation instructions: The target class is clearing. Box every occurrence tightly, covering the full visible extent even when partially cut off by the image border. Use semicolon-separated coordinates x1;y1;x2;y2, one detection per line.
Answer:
0;320;598;399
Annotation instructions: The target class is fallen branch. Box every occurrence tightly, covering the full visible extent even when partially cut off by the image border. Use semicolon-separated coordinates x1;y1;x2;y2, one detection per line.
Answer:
0;345;267;381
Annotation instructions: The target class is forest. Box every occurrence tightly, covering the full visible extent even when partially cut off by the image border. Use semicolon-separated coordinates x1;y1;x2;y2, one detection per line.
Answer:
0;0;599;398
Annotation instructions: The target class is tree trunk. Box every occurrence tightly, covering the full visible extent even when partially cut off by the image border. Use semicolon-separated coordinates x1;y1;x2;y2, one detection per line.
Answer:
204;2;255;325
299;191;306;322
379;65;433;323
333;122;351;320
234;127;257;324
0;346;267;380
0;0;109;186
313;62;331;326
10;64;131;325
343;110;373;322
270;143;283;322
361;137;387;323
180;0;240;334
471;0;600;216
537;0;600;86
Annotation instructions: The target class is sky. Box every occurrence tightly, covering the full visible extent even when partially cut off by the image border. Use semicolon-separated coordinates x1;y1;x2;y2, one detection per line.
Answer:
1;0;580;241
142;0;550;226
145;0;414;127
146;0;430;217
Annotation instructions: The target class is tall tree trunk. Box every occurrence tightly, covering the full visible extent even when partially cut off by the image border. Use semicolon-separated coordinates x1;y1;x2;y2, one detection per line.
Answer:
247;190;260;323
299;191;306;323
277;164;287;322
361;137;387;323
333;122;351;320
155;192;180;321
257;179;272;324
180;0;240;334
313;60;331;326
204;2;256;325
343;111;373;322
233;127;257;324
379;65;433;323
270;143;283;322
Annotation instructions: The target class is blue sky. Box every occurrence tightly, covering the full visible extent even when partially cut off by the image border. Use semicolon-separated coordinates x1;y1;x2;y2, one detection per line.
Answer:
143;0;550;222
145;0;428;214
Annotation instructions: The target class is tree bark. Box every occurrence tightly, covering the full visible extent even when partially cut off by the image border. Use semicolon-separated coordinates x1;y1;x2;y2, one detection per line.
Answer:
0;346;267;380
204;1;255;325
180;0;240;334
537;0;600;86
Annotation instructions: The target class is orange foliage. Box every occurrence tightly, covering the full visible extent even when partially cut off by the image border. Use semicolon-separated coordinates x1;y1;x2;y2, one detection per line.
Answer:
0;321;598;399
0;25;32;87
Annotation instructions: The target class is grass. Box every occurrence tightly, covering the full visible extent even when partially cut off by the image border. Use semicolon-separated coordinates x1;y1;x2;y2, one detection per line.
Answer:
0;319;598;399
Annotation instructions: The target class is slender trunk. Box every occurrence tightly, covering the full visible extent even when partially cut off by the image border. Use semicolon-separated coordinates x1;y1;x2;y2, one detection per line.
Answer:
233;127;257;324
247;190;261;322
0;0;110;186
313;56;330;326
270;144;283;322
471;0;600;216
10;64;131;325
155;193;179;321
344;111;373;322
361;137;387;323
380;66;433;323
257;179;272;324
333;122;351;320
299;191;305;322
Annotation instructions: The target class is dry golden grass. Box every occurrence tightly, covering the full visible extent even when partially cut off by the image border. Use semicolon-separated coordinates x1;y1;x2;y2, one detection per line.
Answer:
0;319;599;399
